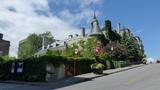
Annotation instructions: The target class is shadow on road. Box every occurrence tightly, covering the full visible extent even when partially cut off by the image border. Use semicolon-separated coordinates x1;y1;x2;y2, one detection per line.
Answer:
51;77;93;89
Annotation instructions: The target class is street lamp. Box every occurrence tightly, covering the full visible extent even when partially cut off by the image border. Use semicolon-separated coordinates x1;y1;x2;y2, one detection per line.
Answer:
74;48;79;76
111;46;114;51
110;45;114;68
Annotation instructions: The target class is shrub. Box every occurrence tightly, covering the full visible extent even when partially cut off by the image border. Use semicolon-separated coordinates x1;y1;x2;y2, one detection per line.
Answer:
66;57;95;75
111;60;130;68
99;52;109;61
105;41;128;61
90;63;105;74
90;63;105;70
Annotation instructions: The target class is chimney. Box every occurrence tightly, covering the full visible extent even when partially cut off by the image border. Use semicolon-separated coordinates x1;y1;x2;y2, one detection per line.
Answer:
75;34;79;37
0;33;3;40
80;28;85;37
117;23;121;33
42;37;45;50
69;35;73;38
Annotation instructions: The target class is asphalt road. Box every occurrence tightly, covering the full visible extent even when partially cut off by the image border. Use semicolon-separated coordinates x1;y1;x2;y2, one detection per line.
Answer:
56;64;160;90
0;64;159;90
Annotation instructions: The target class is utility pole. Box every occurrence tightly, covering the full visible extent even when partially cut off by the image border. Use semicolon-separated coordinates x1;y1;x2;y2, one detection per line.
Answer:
74;48;79;76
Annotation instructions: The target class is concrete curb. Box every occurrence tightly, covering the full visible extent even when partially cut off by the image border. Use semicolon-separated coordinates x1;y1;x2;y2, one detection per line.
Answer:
103;64;146;76
68;64;146;84
0;80;47;86
97;64;145;78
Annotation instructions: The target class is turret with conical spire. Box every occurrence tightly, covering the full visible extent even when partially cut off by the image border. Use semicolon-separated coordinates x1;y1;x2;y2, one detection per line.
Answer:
89;11;101;36
93;11;96;19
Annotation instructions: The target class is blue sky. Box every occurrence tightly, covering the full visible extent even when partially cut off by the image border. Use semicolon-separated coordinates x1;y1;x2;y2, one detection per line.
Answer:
98;0;160;59
0;0;159;59
47;0;160;59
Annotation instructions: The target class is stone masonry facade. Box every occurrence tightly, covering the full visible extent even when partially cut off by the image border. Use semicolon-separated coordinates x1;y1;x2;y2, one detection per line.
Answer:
0;33;10;56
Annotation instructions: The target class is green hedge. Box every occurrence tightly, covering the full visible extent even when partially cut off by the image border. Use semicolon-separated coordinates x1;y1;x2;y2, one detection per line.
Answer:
22;56;68;82
1;55;132;82
0;56;98;81
0;56;68;82
0;55;132;82
0;61;10;80
111;60;131;68
66;57;95;75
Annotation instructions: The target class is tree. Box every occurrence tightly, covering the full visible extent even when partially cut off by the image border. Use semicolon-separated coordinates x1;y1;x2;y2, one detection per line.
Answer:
105;20;112;32
45;50;61;56
120;31;140;62
18;33;41;58
63;38;96;58
97;34;109;46
0;56;16;63
109;31;121;41
18;32;55;59
39;31;55;45
83;38;96;58
105;41;128;61
102;20;111;40
103;20;121;41
99;52;109;61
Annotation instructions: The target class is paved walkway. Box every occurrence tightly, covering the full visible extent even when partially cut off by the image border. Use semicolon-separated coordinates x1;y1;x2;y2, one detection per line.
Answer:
64;64;145;84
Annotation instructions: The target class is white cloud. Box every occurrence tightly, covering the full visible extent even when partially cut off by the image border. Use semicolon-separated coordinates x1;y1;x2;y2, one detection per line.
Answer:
59;8;100;25
49;0;103;8
76;0;103;8
1;0;50;14
50;0;103;25
0;0;79;57
0;0;103;57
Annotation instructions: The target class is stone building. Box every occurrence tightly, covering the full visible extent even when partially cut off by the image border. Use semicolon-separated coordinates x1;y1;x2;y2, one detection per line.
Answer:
34;13;102;57
33;13;144;58
89;12;102;36
0;33;10;56
17;39;27;58
119;28;132;37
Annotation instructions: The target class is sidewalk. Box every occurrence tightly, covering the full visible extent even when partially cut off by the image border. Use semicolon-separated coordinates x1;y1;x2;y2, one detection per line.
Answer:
0;64;145;87
64;64;145;84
